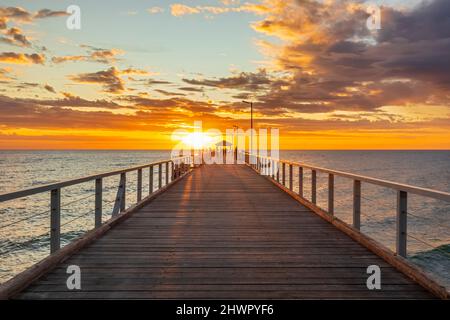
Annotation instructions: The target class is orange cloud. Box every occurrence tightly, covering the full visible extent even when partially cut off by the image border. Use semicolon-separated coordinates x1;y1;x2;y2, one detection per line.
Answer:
0;52;45;64
170;2;267;17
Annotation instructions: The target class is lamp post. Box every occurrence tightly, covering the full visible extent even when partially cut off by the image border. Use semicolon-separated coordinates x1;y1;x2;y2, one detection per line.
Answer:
242;101;253;155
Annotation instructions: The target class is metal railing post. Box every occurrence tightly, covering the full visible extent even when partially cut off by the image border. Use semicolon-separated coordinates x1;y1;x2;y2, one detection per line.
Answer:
50;188;61;253
298;167;303;197
149;165;153;194
353;180;361;230
165;162;169;185
95;178;102;228
397;191;408;257
276;161;280;182
120;172;126;212
311;170;317;204
137;169;142;202
271;160;275;179
158;163;162;189
289;164;293;191
328;174;334;215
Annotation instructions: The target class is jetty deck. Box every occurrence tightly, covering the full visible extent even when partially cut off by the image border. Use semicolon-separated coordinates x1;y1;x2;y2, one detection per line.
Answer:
15;165;434;299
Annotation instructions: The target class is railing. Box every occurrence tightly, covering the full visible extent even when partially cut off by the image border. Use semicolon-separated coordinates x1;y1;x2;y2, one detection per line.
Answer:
245;153;450;258
0;156;192;254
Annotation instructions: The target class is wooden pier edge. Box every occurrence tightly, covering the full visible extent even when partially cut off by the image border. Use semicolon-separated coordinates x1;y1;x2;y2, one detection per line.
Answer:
251;165;450;300
0;169;193;300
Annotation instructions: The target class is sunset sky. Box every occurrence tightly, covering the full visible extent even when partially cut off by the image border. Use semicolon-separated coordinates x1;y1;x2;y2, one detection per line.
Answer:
0;0;449;149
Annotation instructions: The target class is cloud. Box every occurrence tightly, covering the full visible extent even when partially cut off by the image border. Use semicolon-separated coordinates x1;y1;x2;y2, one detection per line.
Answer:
170;4;200;17
44;84;56;93
34;9;68;19
0;7;68;22
0;67;13;80
0;7;68;49
0;93;227;133
147;7;164;14
121;67;152;76
155;89;186;97
178;86;204;93
0;27;31;47
0;7;33;22
183;69;275;91
52;47;124;64
170;3;266;17
146;79;172;85
68;67;151;94
69;67;125;94
0;52;45;64
238;0;450;115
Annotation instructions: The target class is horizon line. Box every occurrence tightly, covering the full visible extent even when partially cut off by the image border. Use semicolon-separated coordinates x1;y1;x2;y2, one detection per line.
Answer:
1;149;450;152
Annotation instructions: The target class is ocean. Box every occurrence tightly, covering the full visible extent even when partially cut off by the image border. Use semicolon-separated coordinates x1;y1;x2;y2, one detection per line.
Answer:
0;150;449;288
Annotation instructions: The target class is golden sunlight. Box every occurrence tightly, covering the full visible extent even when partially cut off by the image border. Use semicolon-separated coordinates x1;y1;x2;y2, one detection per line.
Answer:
180;132;214;149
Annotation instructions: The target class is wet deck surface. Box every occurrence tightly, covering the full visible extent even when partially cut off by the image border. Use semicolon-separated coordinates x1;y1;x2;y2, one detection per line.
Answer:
17;165;434;299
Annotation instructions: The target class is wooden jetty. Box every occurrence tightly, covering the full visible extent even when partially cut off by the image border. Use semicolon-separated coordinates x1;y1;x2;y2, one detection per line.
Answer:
0;155;449;299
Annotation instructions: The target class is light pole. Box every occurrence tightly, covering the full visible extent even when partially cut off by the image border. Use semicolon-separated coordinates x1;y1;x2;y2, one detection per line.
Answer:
242;101;253;154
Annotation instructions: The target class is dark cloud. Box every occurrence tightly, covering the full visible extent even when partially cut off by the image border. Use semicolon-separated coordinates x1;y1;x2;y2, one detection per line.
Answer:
118;95;215;113
44;84;56;93
155;89;186;97
34;9;68;19
52;48;123;64
247;0;450;115
183;69;274;91
68;67;125;94
147;79;172;85
178;86;204;92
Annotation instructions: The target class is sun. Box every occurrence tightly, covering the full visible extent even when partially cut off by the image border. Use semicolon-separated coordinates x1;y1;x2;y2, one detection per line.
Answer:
181;132;213;149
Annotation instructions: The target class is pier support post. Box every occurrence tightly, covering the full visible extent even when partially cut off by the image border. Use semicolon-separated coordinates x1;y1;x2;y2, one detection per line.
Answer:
353;180;361;230
396;191;408;257
50;188;61;253
95;178;102;228
328;174;334;215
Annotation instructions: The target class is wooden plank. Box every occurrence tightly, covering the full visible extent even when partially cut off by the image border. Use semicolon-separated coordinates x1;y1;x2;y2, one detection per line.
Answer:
11;165;437;300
